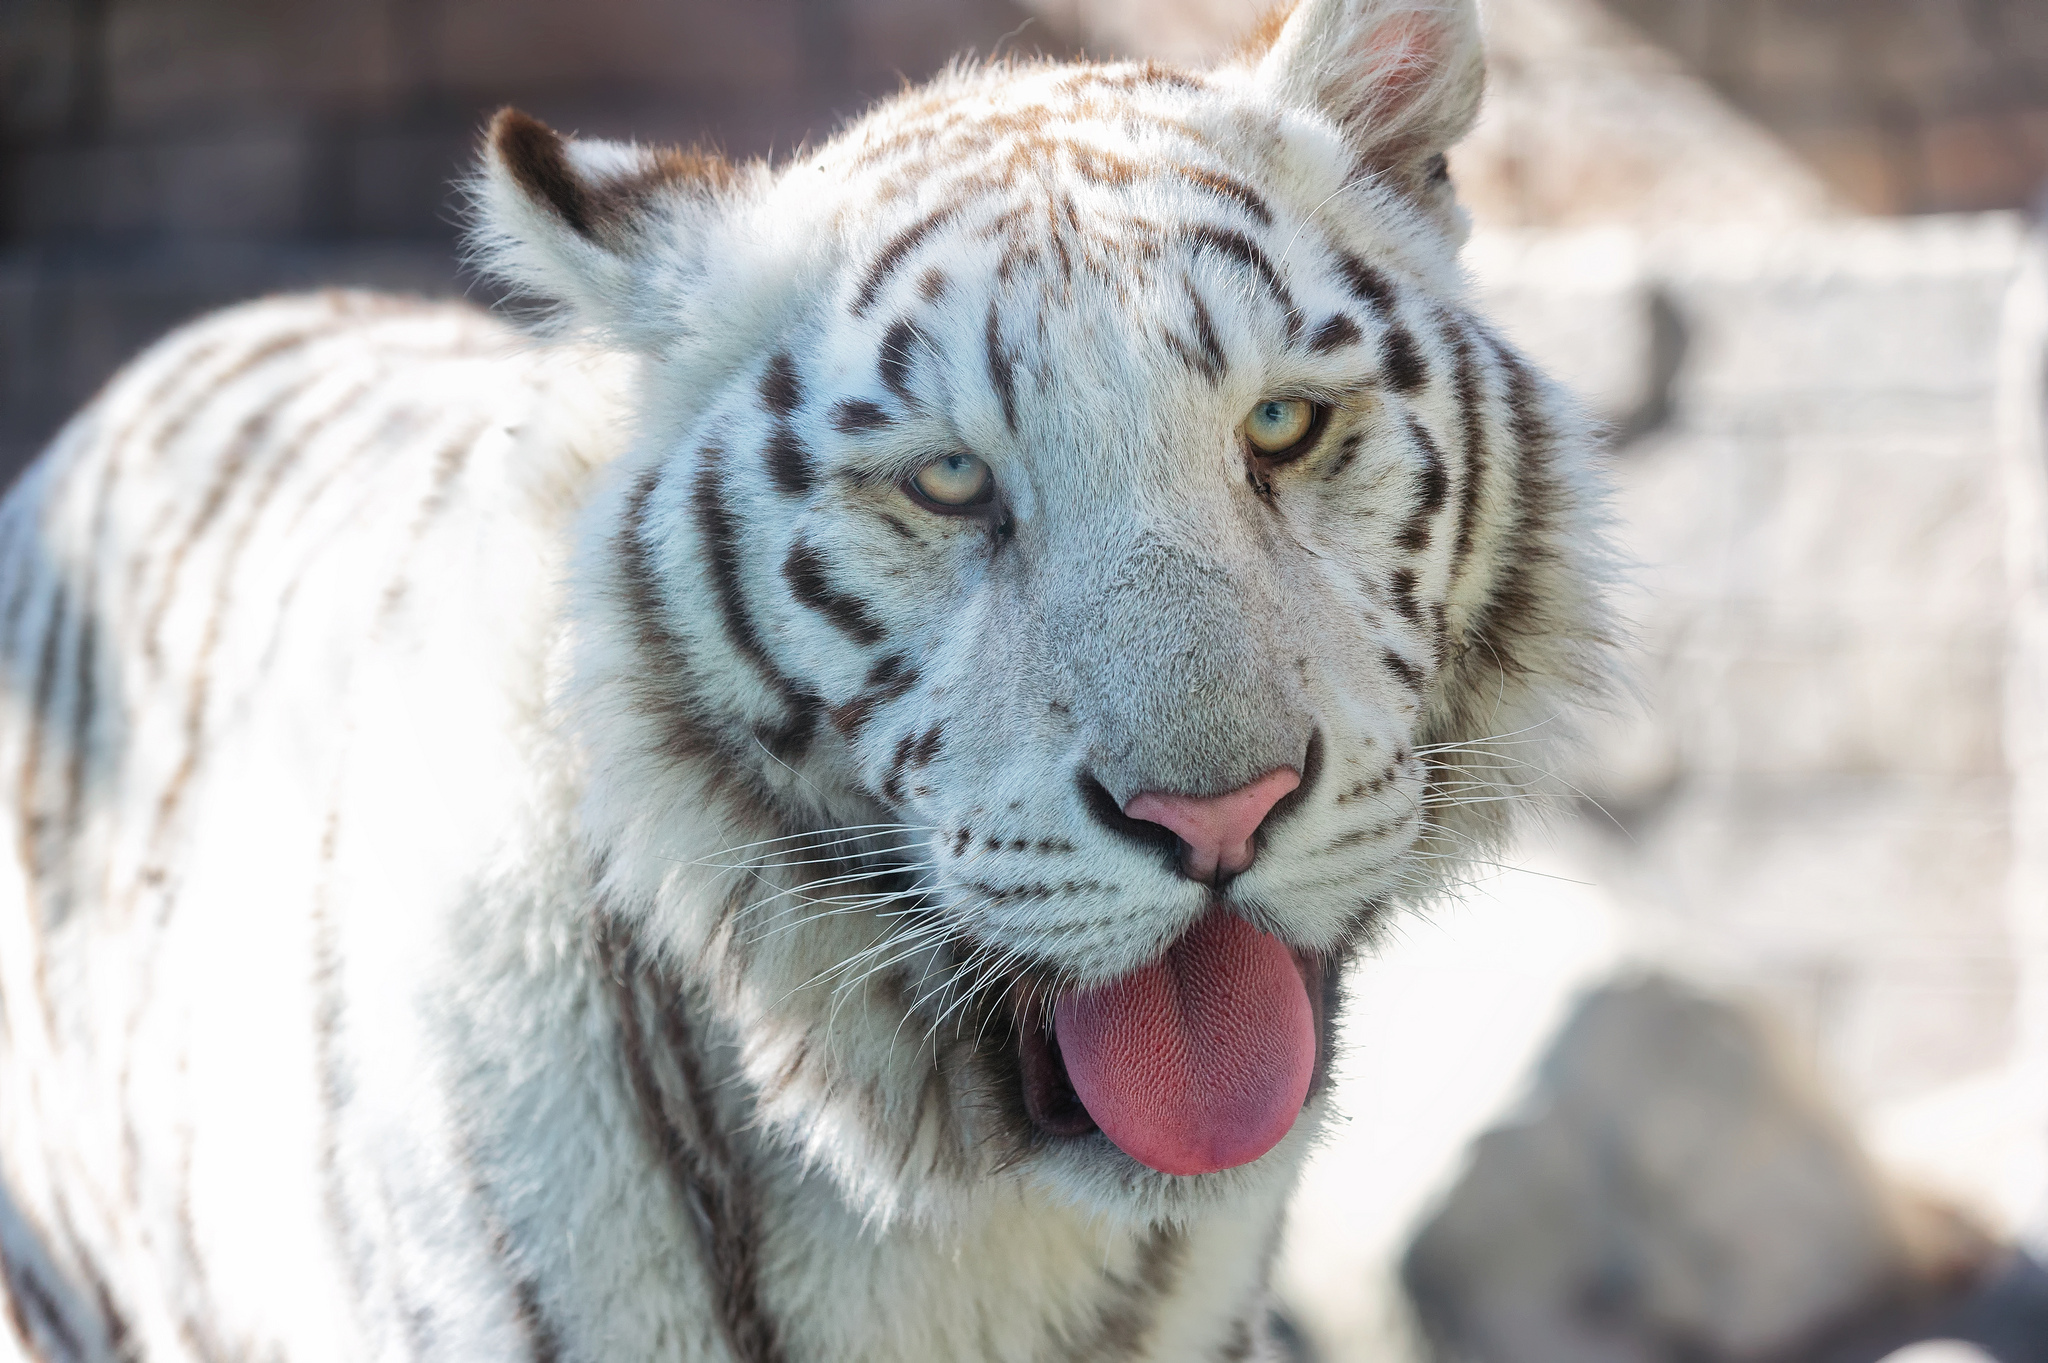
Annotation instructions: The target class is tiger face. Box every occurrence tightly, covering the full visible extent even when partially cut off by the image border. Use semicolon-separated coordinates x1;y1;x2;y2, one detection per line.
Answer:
479;0;1607;1223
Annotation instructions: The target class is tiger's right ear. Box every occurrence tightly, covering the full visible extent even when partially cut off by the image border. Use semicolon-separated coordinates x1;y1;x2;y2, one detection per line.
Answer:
473;108;749;342
1243;0;1485;199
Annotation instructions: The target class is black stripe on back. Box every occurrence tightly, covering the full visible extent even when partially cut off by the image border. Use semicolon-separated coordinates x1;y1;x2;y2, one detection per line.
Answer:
594;917;789;1363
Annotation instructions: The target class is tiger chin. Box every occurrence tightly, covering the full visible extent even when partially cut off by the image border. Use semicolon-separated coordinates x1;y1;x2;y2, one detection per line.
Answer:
0;2;1612;1360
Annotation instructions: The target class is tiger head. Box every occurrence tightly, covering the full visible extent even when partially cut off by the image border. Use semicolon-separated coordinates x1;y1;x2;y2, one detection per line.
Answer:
476;0;1609;1226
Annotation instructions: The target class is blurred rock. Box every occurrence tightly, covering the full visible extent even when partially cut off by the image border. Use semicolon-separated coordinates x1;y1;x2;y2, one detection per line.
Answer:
1402;975;1999;1363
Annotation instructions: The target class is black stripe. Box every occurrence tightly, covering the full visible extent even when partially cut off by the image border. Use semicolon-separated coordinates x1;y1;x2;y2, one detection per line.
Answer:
1396;417;1449;552
985;303;1019;433
758;351;804;417
1383;647;1425;692
1067;1228;1186;1360
1308;314;1362;354
691;447;822;761
22;582;67;883
151;385;348;884
616;465;719;765
142;374;322;669
763;425;813;497
1175;167;1273;226
1186;225;1297;331
1456;338;1563;680
853;203;961;316
782;539;885;645
0;1255;86;1363
830;652;919;741
877;319;925;406
1166;277;1227;384
1323;432;1362;481
1387;567;1421;623
1334;252;1396;314
1447;317;1489;586
1381;320;1427;394
831;399;892;434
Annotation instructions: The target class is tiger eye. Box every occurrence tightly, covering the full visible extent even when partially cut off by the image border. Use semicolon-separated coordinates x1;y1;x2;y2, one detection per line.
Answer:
1245;398;1314;455
910;452;994;509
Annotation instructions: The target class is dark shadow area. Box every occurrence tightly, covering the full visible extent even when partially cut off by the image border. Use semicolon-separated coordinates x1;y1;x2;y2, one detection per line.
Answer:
0;0;1070;486
1593;0;2048;216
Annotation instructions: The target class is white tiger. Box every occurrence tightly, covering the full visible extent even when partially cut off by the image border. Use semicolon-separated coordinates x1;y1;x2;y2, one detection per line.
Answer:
0;1;1611;1359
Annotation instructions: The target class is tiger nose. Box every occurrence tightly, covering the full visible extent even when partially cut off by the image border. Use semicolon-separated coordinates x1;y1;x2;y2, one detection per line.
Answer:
1123;768;1302;884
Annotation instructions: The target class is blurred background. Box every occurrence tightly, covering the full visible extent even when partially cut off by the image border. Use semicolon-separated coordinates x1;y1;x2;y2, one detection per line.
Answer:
6;1;2048;1360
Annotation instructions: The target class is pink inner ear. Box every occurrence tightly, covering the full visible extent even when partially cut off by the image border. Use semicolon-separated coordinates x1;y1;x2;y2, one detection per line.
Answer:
1348;12;1447;124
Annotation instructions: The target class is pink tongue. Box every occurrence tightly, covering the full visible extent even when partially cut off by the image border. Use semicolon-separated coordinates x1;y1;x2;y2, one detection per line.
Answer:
1053;912;1314;1176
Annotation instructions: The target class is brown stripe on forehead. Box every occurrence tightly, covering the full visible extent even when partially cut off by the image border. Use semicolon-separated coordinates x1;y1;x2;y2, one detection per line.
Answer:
1059;61;1206;94
1397;417;1449;553
852;202;961;316
877;318;927;406
986;303;1020;432
782;539;885;646
1164;275;1227;384
1186;225;1297;332
1174;166;1272;226
691;445;822;759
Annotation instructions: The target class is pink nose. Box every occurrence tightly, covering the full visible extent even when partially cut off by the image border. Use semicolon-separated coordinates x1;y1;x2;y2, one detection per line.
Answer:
1123;767;1302;884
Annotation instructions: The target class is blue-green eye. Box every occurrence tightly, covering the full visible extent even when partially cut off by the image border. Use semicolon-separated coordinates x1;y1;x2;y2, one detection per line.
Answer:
1245;398;1315;454
910;451;994;508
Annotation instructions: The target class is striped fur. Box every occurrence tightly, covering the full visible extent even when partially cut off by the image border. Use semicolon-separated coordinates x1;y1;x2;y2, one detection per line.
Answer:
0;3;1611;1360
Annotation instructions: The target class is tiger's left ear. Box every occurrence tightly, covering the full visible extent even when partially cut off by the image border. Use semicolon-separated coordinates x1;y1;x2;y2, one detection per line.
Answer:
1246;0;1484;198
473;108;752;344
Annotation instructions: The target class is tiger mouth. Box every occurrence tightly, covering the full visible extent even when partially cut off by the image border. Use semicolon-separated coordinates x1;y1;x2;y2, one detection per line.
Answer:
1013;942;1337;1159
